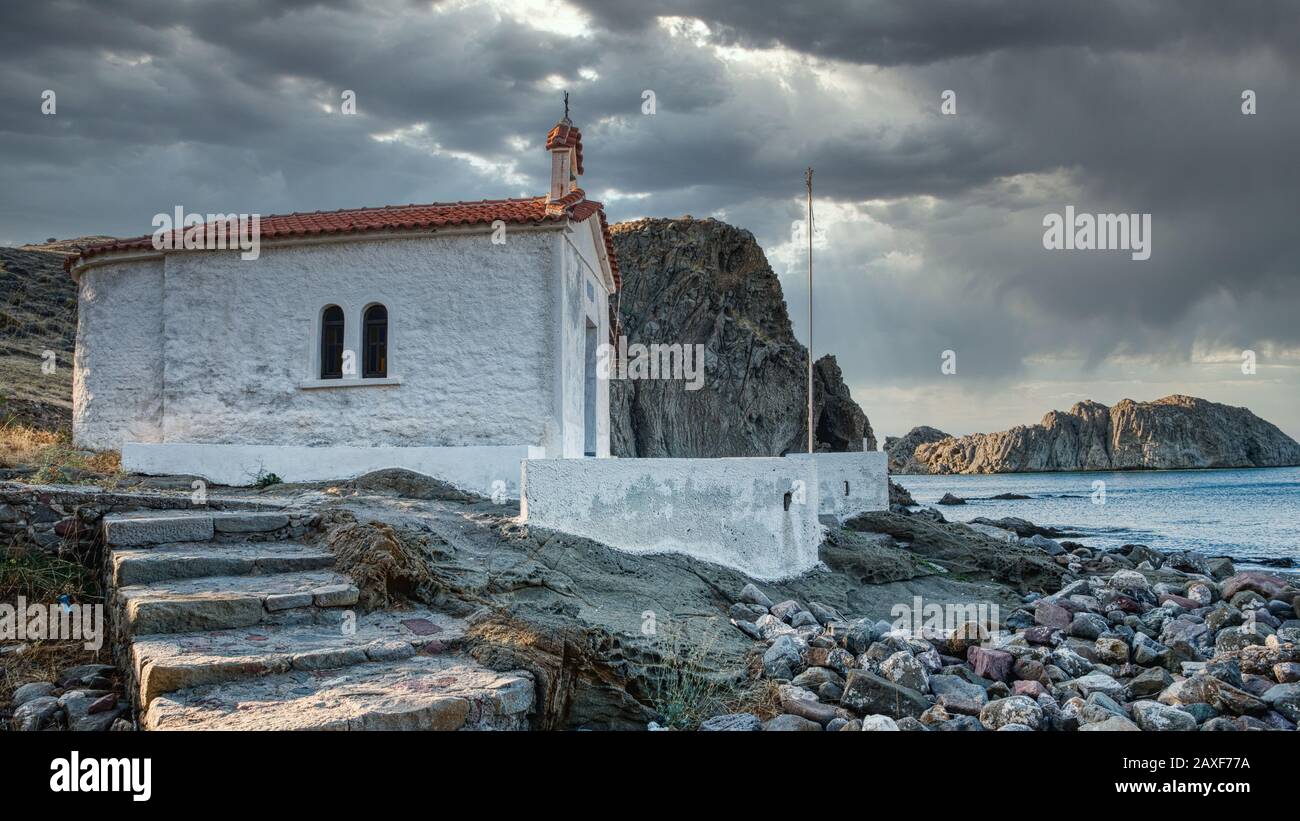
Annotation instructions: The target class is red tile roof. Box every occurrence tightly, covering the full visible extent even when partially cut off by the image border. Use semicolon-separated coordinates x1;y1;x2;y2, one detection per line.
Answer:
545;122;583;174
67;193;620;288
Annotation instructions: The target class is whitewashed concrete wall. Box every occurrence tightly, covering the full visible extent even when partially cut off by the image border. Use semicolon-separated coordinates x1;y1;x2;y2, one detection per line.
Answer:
122;442;542;497
555;223;612;458
521;457;822;580
73;260;166;450
73;231;570;451
159;233;558;448
786;450;889;520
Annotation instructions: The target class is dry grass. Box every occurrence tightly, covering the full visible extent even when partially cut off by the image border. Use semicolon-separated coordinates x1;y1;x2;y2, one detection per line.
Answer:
324;520;449;610
0;418;121;481
0;545;100;602
0;545;107;717
720;678;784;721
645;622;749;730
0;642;109;715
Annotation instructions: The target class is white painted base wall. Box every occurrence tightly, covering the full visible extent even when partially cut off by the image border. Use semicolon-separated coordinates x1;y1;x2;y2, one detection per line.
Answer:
785;451;889;521
521;457;823;580
121;442;544;498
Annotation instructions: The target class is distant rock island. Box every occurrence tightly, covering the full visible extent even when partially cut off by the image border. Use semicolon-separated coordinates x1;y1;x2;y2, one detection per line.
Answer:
886;395;1300;474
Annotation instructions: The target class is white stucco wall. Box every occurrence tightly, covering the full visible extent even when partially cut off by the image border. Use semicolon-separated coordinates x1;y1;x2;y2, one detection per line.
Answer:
555;222;613;458
122;442;542;497
73;229;584;451
74;222;617;464
521;457;823;580
785;450;889;520
73;260;166;450
157;232;558;448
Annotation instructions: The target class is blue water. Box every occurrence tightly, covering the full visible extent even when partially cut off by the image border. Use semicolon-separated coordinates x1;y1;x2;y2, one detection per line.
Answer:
893;467;1300;570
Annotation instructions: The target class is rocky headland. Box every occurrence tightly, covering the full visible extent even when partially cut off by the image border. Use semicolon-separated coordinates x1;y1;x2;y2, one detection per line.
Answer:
887;395;1300;474
609;217;872;457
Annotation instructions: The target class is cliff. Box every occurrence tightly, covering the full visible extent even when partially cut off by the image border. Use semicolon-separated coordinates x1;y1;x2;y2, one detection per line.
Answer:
0;241;95;429
893;395;1300;474
608;217;873;457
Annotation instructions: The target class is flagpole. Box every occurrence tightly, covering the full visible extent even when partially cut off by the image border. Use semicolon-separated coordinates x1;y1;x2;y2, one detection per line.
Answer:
805;167;814;454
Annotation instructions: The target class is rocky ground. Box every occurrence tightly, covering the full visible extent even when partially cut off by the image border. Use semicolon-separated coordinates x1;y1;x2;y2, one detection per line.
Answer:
700;507;1300;731
9;663;131;731
4;471;1297;731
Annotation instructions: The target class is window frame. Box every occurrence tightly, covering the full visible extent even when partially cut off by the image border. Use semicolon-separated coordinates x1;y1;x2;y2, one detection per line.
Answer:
319;304;345;380
362;302;388;379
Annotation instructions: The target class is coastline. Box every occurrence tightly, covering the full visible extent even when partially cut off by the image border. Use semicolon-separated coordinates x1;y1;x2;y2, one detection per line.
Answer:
891;466;1300;572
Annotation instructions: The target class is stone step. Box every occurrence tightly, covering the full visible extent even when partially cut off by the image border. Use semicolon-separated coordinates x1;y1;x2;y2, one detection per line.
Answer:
103;510;291;547
103;512;214;546
117;570;360;635
111;541;335;586
142;654;535;730
130;609;467;707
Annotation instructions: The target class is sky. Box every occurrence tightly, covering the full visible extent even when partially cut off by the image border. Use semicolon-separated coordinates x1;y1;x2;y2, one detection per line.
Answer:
2;0;1297;441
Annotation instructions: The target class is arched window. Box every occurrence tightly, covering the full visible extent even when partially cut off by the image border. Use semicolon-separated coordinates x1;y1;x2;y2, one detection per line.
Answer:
320;305;344;379
363;304;388;378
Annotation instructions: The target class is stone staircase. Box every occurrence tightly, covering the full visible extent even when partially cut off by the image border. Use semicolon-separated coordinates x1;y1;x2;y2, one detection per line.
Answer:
103;508;534;730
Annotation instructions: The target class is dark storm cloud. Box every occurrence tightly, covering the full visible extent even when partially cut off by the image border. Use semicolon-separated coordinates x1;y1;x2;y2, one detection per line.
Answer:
0;0;1296;433
569;0;1300;67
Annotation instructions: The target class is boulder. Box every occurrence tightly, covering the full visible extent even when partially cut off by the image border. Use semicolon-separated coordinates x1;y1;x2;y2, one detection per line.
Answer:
1261;682;1300;722
1080;715;1141;731
881;651;929;693
979;696;1043;730
739;583;775;610
967;646;1014;683
929;674;988;715
778;685;840;725
840;670;932;719
762;634;804;679
1222;572;1292;602
1131;700;1196;731
860;715;901;731
763;714;823;731
12;681;57;707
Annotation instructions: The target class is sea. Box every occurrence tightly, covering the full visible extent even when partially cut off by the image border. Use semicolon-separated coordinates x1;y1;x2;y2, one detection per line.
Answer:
892;466;1300;572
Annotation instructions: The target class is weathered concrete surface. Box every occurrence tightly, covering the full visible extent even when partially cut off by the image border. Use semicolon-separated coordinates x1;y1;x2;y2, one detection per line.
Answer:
73;259;166;447
131;608;466;707
103;512;214;546
118;570;358;634
111;541;336;586
212;511;290;533
521;456;822;580
786;450;888;521
75;221;615;463
122;442;543;496
143;655;534;730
